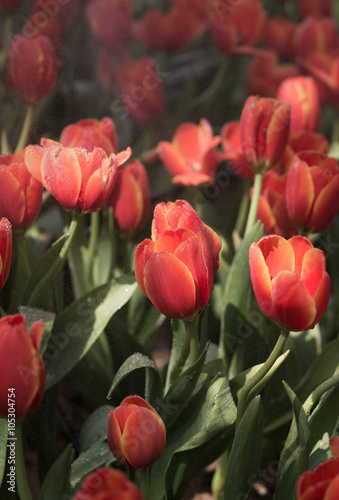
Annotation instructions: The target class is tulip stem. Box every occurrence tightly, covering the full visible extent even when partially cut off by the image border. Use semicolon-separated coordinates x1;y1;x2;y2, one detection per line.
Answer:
234;179;251;237
236;328;289;429
16;421;33;500
139;467;150;500
243;172;263;239
15;104;35;154
16;232;31;281
87;211;100;286
187;315;200;367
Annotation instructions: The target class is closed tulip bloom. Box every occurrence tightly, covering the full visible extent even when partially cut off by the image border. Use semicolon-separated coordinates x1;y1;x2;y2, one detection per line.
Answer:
220;121;255;179
107;159;150;234
157;119;221;186
240;95;291;172
60;117;118;155
107;395;166;470
73;467;143;500
249;235;331;331
276;77;320;133
296;457;339;500
7;35;58;104
0;218;12;290
135;200;221;319
25;139;131;213
285;151;339;233
0;314;45;419
0;150;43;230
294;16;337;59
262;17;297;61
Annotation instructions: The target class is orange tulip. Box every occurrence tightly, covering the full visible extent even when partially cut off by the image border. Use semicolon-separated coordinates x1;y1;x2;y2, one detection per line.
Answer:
157;119;221;186
135;200;221;319
220;121;255;180
73;467;142;500
296;457;339;500
0;149;43;230
285;151;339;233
107;159;150;234
107;395;166;470
59;117;118;155
25;139;131;213
249;235;331;331
0;218;12;290
0;314;45;419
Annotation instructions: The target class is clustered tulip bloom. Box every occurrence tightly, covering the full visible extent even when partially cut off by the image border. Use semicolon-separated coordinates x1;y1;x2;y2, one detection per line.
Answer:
249;235;331;332
0;150;43;230
0;217;12;290
7;35;58;104
60;117;118;155
73;467;142;500
240;95;291;172
107;159;150;234
107;395;166;470
25;139;131;213
157;119;221;185
0;314;45;419
285;151;339;234
296;457;339;500
135;200;221;319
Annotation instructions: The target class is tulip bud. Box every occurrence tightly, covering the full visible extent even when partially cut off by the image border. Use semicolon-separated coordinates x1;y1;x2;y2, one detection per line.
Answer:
107;395;166;470
285;151;339;233
107;159;150;234
240;95;291;172
25;139;131;213
0;150;43;230
7;35;58;104
0;314;45;419
59;117;118;155
249;235;331;331
0;217;12;290
73;467;143;500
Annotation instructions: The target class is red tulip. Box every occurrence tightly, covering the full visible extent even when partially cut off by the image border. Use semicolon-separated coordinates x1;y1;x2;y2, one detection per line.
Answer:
297;0;332;17
157;119;221;186
115;54;164;125
249;235;331;331
276;77;320;133
220;121;255;180
0;218;12;290
330;437;339;460
0;0;25;10
299;52;339;108
0;314;45;419
261;17;297;61
296;457;339;500
59;118;118;155
135;200;221;319
107;159;150;234
73;467;142;500
240;95;291;172
294;16;337;59
25;139;131;213
7;35;58;104
285;151;339;233
0;150;43;230
107;395;166;470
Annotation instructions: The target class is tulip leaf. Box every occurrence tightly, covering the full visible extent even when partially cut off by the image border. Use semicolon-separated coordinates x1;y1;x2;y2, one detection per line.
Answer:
37;444;74;500
274;381;310;500
70;438;116;489
44;275;137;388
0;418;8;489
79;405;114;451
223;396;263;500
107;352;163;407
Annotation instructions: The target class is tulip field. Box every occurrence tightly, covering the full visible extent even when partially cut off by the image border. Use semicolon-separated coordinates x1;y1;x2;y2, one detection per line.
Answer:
1;1;339;499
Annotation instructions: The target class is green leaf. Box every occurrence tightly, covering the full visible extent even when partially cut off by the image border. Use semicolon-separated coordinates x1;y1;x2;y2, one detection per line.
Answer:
164;319;189;393
70;439;116;489
274;382;310;500
79;405;114;451
44;275;137;388
107;353;163;407
223;396;263;500
0;418;8;489
18;306;55;356
37;444;74;500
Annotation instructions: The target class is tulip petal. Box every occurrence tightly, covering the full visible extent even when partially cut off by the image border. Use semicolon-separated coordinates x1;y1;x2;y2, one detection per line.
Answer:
300;248;326;296
144;252;197;318
288;235;314;278
324;473;339;500
134;239;155;295
257;235;295;278
310;174;339;232
24;145;45;183
0;168;25;227
121;395;156;411
286;158;314;228
173;121;212;164
249;243;275;320
157;141;188;176
107;410;126;465
153;228;195;254
312;272;331;327
82;156;117;212
272;271;316;331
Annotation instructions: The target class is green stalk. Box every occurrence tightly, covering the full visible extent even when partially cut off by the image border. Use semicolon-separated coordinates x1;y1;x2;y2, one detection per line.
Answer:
16;421;33;500
186;315;200;367
28;215;80;307
86;211;100;286
139;467;149;500
236;328;289;428
15;105;35;153
243;172;263;239
16;232;31;281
